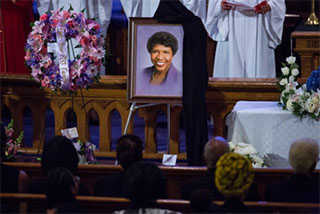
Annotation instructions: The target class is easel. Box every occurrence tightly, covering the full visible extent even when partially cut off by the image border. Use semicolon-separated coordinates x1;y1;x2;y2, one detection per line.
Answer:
123;102;173;145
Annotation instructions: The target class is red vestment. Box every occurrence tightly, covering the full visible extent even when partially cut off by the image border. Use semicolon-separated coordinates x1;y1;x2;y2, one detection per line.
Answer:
0;0;34;74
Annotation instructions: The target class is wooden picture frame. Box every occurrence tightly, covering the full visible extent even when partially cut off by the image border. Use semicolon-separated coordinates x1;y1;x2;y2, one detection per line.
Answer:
128;18;184;103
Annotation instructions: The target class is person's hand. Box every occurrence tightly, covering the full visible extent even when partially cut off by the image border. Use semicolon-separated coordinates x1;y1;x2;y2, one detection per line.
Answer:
255;2;271;14
221;0;232;10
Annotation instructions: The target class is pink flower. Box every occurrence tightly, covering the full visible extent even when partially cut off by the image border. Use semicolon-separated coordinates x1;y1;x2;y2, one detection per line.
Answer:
51;19;58;28
25;51;31;61
40;14;48;22
67;20;74;28
43;58;52;69
63;11;71;19
89;56;98;62
40;46;47;55
5;128;14;137
41;76;50;87
80;37;89;46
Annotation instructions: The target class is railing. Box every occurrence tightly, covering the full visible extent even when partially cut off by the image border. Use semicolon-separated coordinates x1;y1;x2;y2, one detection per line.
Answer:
0;74;281;160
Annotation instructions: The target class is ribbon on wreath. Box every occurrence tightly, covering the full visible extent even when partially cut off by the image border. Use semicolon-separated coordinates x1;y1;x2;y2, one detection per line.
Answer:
56;25;71;90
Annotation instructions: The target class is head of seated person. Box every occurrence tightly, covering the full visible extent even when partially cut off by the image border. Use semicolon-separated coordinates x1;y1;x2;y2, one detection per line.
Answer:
41;136;79;176
289;138;319;176
116;134;143;171
215;152;254;201
204;136;230;169
44;167;80;212
123;161;167;208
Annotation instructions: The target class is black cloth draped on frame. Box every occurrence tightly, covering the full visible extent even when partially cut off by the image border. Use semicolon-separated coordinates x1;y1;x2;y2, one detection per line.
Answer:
154;0;208;166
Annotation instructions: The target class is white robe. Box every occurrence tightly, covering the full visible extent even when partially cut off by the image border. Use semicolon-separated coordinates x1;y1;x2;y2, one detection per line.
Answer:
120;0;206;23
37;0;112;74
205;0;285;78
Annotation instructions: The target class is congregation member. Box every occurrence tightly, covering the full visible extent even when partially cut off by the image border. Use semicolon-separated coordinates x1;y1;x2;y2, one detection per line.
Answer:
93;134;143;197
113;161;181;214
181;136;260;201
0;123;30;193
120;0;206;22
215;152;256;213
266;138;320;203
27;136;89;195
44;167;83;214
205;0;286;78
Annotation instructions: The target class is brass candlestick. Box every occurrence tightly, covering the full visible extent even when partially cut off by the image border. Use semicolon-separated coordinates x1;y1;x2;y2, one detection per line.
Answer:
305;0;319;25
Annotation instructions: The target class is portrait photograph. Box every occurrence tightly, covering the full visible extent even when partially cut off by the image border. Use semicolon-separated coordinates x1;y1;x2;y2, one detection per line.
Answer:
128;18;184;103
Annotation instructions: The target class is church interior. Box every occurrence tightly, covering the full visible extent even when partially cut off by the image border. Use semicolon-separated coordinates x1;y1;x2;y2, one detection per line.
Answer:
1;0;319;213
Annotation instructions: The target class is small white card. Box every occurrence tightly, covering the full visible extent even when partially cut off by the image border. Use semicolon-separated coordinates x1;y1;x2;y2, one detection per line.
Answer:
47;43;58;53
162;154;177;166
61;127;78;139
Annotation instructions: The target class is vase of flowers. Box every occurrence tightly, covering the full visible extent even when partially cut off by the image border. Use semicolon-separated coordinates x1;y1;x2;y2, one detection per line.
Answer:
278;56;320;121
228;142;265;168
73;139;96;164
3;119;24;161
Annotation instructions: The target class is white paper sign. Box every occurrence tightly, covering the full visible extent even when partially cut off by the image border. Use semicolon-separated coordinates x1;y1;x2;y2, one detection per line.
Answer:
162;154;177;166
61;127;78;139
47;43;58;53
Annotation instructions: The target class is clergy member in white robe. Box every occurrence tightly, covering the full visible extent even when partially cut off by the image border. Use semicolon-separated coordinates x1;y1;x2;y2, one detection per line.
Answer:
37;0;112;74
120;0;206;23
205;0;285;78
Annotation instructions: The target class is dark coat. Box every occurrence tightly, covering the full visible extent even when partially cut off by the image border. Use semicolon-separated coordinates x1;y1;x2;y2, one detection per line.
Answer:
93;172;125;197
266;174;320;203
181;168;261;201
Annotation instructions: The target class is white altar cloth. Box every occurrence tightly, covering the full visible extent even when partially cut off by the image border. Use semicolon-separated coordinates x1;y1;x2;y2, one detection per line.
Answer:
226;101;320;168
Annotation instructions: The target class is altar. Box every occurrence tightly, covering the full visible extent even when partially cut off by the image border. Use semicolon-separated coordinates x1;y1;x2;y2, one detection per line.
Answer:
226;101;320;167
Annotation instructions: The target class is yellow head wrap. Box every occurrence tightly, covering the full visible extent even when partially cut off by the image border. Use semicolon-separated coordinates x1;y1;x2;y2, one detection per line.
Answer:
215;152;254;198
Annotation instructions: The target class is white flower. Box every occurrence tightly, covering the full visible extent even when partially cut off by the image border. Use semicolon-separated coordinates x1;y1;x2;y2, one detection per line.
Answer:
289;75;295;83
287;81;298;90
228;142;235;150
279;78;288;86
73;142;81;152
296;87;305;96
286;56;296;64
233;142;257;155
286;98;294;112
305;97;317;113
229;142;265;168
305;93;320;113
291;68;299;76
281;67;290;75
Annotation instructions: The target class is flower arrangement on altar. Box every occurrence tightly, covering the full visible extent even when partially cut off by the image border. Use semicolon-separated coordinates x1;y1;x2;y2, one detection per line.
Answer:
24;6;105;92
278;56;320;121
73;139;96;164
228;142;265;168
3;119;24;161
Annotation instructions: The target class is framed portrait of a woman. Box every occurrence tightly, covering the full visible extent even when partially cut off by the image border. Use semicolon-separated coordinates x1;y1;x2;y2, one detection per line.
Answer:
128;18;184;103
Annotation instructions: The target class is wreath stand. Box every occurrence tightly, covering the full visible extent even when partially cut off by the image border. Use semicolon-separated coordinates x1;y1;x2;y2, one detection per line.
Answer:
124;102;175;145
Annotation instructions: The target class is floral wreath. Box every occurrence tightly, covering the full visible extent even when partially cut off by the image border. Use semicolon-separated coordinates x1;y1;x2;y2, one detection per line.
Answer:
278;56;320;121
25;7;105;92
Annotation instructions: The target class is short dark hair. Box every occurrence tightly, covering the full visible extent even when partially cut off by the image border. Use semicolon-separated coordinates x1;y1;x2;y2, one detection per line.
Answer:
147;31;178;55
43;167;77;209
123;161;167;208
41;136;79;175
116;134;143;170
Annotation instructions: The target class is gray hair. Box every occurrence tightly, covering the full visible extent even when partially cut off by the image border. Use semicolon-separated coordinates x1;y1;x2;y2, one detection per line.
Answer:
204;136;230;169
289;138;319;174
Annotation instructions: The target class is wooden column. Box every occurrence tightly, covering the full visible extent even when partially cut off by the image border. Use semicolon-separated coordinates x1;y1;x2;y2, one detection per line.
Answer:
291;31;320;78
